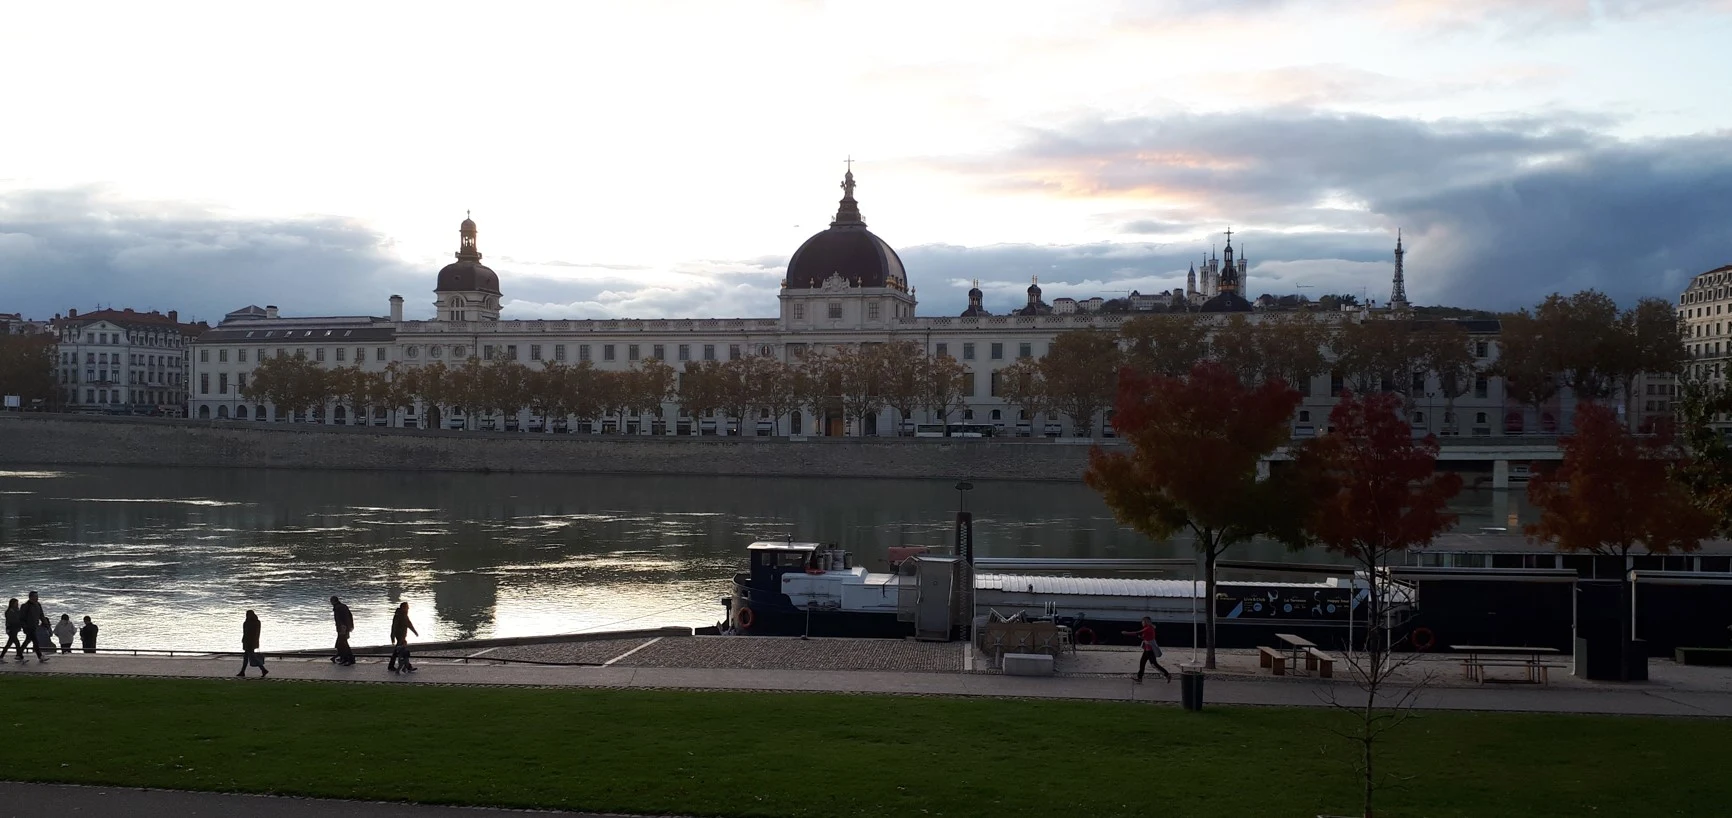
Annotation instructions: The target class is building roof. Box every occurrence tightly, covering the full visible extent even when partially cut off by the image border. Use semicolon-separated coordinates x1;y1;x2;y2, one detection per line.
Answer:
1199;291;1254;313
197;325;397;343
784;170;909;292
436;216;502;295
52;308;207;334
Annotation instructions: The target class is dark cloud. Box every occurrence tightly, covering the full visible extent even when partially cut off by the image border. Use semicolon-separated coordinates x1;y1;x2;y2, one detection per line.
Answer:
932;111;1732;309
0;188;426;323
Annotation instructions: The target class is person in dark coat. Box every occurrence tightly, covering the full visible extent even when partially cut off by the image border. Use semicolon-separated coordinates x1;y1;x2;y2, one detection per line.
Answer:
17;592;48;662
387;601;418;674
79;616;98;654
237;610;268;678
2;599;21;660
330;596;356;666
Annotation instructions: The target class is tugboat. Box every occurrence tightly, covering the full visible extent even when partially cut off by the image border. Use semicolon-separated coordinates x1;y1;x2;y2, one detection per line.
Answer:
726;540;1372;648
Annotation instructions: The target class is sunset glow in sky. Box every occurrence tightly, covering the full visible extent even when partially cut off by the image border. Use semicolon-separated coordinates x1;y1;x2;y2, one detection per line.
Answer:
3;0;1730;322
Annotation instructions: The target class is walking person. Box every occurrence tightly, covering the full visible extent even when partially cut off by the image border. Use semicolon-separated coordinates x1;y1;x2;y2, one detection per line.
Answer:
236;610;268;678
53;614;75;654
18;592;48;662
330;596;356;666
387;601;418;674
1123;616;1171;683
79;616;98;654
3;599;21;660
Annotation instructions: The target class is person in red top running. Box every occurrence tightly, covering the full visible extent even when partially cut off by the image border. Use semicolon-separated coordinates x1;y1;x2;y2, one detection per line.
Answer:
1122;616;1171;683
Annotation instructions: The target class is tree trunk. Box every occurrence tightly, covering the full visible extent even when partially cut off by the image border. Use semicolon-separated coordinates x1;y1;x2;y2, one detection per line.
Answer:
1204;543;1219;670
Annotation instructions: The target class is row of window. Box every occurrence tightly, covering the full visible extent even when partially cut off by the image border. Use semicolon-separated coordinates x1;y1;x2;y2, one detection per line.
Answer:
200;347;392;364
66;352;182;367
74;388;180;404
199;372;249;395
62;331;187;347
60;369;184;386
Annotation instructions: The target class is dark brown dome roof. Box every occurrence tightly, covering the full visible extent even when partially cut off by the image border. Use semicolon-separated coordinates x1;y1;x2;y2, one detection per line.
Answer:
437;260;501;295
784;169;908;292
434;214;501;295
786;227;907;290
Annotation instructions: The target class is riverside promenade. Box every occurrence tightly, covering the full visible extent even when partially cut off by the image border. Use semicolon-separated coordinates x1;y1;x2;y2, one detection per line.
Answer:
5;636;1730;718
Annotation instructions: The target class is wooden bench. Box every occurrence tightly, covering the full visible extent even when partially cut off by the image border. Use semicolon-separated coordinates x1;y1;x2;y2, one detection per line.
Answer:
1258;645;1287;675
1304;647;1337;678
1464;659;1560;684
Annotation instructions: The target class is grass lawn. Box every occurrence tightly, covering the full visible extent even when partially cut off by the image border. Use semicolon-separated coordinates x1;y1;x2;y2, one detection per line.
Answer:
0;676;1724;818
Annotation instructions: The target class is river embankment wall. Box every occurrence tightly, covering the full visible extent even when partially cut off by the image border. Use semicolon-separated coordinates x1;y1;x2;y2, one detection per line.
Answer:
0;414;1101;481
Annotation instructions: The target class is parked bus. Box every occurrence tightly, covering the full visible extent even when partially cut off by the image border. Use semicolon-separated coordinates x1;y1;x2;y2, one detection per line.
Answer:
913;423;995;438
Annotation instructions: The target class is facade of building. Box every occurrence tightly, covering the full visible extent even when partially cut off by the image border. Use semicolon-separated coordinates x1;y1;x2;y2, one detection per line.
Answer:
52;308;206;412
184;170;1682;438
1679;263;1732;429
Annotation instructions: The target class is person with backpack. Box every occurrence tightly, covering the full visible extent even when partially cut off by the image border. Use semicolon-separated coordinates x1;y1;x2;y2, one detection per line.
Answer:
236;610;268;678
330;596;356;666
1123;616;1171;683
2;599;22;660
387;602;418;674
18;592;48;662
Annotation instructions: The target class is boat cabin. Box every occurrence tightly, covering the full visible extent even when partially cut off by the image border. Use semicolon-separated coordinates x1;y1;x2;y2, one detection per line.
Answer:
746;542;855;587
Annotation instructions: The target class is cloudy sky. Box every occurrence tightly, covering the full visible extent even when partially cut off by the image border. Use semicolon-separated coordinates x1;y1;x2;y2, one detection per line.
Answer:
3;0;1730;324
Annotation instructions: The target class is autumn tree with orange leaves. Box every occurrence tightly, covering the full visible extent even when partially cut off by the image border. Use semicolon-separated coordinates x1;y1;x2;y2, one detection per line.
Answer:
1297;391;1463;643
1084;361;1310;669
1294;391;1462;818
1525;402;1714;681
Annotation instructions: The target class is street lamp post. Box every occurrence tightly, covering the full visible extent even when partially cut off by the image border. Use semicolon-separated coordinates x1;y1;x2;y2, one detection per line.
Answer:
954;481;975;643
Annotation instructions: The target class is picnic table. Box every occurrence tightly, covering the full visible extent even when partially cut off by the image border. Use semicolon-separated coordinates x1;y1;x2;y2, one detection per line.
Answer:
1452;645;1562;684
1274;633;1316;673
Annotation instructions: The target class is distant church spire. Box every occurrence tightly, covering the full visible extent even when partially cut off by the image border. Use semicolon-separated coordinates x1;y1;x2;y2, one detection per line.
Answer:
831;159;865;227
1389;229;1410;312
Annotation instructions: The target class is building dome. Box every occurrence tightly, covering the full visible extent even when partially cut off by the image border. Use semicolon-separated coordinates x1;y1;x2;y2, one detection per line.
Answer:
436;214;501;295
783;169;909;292
437;260;501;295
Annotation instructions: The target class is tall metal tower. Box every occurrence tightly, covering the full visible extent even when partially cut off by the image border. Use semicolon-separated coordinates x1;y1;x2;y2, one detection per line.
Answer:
1389;229;1410;312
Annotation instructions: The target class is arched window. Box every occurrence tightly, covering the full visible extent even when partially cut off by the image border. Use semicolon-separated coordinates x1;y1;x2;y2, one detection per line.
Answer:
236;405;248;419
198;405;211;419
217;405;229;419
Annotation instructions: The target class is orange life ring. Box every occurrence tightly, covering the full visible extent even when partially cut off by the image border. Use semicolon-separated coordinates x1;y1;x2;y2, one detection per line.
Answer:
735;606;755;630
1074;627;1096;645
1410;626;1436;652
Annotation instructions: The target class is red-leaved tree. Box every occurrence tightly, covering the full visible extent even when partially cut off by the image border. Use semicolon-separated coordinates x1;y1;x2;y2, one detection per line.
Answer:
1526;402;1713;681
1295;391;1462;818
1297;391;1463;643
1084;361;1308;669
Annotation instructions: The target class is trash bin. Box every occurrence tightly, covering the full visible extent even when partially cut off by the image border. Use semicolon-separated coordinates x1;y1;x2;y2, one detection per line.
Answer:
1180;664;1204;711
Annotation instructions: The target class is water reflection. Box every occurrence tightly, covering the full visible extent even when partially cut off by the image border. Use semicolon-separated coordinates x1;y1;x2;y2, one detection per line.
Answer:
0;467;1539;651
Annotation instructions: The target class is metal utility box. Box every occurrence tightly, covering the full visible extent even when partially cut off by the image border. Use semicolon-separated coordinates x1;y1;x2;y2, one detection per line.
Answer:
900;556;963;641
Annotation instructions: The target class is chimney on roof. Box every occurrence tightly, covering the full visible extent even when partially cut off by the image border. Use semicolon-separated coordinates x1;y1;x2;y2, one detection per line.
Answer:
389;295;404;323
67;308;78;318
265;305;279;319
168;310;178;322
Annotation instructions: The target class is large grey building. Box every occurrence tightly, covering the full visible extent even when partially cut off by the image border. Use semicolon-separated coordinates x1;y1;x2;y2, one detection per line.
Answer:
186;170;1679;438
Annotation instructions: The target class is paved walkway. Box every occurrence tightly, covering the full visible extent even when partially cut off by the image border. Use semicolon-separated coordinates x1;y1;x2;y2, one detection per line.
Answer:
0;781;635;817
4;651;1729;717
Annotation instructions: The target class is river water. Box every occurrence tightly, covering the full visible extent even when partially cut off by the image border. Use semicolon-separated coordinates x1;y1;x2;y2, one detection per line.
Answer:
0;467;1538;652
